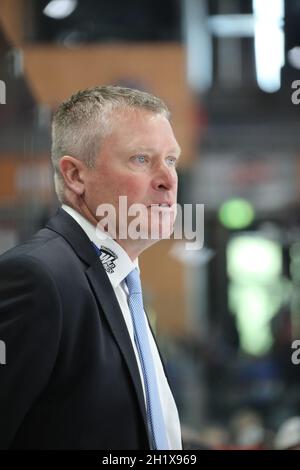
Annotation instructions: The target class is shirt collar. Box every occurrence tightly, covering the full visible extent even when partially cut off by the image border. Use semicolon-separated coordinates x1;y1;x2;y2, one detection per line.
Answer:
62;204;138;288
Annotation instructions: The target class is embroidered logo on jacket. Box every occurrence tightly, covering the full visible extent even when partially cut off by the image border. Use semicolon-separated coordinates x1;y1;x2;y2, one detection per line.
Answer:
99;247;118;273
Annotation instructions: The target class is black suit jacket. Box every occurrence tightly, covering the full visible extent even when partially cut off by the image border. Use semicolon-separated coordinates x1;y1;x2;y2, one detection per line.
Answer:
0;209;153;449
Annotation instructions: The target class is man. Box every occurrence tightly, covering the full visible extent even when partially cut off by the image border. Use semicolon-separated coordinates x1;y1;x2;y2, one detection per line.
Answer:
0;85;182;450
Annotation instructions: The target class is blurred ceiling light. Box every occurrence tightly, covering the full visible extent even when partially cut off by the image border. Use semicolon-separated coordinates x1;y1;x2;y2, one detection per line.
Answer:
183;0;212;93
43;0;77;20
208;14;254;38
253;0;285;93
288;47;300;70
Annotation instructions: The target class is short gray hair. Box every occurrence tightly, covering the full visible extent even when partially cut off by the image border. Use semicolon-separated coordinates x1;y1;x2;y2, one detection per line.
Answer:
51;85;171;202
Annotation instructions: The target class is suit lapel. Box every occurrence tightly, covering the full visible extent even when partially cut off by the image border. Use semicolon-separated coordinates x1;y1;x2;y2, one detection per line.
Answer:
46;209;150;441
86;262;148;430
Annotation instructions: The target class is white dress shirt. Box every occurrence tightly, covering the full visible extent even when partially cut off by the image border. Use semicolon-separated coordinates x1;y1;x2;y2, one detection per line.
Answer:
61;205;182;450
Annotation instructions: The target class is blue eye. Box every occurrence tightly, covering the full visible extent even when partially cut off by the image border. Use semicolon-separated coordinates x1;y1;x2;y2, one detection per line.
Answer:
167;157;177;166
136;155;147;163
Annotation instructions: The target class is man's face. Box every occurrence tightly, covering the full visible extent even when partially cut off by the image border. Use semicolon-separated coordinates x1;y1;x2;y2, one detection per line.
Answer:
82;107;180;241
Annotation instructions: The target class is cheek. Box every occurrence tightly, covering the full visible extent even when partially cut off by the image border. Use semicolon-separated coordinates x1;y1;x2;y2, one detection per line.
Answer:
117;175;148;202
90;166;124;203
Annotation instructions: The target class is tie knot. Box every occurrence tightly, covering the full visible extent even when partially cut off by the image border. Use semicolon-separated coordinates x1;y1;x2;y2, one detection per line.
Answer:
126;268;142;295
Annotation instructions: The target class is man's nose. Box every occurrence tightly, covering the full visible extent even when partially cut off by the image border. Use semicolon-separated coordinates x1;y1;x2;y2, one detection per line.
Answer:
152;164;177;192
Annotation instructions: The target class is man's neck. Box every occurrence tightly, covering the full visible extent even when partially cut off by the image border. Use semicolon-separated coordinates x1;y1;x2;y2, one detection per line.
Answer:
63;200;156;261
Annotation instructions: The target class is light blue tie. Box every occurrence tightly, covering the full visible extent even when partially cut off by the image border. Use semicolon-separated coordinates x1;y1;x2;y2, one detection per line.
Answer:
126;268;169;450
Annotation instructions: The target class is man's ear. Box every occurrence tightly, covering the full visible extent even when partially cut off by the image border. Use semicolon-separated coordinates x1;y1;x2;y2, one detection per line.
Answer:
59;156;86;196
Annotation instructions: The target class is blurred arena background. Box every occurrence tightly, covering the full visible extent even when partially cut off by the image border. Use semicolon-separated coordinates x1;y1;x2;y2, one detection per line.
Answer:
1;0;300;449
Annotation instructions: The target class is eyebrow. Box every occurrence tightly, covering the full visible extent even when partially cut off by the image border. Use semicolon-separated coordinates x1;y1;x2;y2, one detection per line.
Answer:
128;146;182;157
